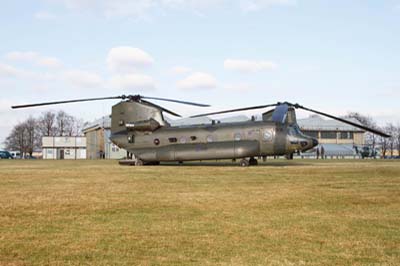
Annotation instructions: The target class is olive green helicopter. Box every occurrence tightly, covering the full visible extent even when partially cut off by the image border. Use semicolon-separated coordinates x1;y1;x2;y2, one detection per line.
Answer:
12;95;390;166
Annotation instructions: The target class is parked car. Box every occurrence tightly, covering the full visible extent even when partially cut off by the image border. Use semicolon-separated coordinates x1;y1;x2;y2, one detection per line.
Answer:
9;151;21;158
0;151;14;159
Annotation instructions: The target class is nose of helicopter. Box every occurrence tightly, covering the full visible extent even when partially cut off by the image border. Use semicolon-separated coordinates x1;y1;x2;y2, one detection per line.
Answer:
312;138;318;147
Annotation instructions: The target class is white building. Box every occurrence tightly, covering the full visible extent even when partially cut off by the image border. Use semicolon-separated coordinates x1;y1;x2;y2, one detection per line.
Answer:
42;136;87;159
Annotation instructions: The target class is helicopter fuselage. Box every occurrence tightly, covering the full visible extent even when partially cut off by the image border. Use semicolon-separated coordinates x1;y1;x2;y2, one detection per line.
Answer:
111;120;318;162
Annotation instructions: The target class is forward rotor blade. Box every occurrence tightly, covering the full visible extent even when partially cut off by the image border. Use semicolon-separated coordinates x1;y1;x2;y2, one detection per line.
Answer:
295;104;391;138
190;103;278;118
141;96;210;107
11;96;122;109
140;100;181;117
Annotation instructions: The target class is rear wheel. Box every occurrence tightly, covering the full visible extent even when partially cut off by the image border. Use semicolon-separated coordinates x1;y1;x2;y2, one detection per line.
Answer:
249;157;258;166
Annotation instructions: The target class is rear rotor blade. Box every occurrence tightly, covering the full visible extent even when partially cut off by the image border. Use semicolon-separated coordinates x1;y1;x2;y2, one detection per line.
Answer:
141;96;210;107
11;96;122;109
294;104;391;138
190;103;278;118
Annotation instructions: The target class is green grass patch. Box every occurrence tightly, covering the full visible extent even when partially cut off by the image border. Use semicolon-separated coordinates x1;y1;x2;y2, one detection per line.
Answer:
0;159;399;265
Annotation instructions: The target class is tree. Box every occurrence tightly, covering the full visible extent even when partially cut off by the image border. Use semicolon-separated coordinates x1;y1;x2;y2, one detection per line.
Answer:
4;122;27;157
345;112;378;148
385;123;396;157
56;110;74;136
38;111;56;136
396;125;400;157
24;117;40;157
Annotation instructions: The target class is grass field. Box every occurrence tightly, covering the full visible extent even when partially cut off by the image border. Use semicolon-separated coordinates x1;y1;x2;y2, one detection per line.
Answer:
0;159;399;266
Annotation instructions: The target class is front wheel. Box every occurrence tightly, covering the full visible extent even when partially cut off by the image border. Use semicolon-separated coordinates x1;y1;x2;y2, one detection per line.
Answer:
240;159;249;167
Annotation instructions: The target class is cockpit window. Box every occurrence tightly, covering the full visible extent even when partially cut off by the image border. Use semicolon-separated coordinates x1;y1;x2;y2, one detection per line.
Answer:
289;125;302;136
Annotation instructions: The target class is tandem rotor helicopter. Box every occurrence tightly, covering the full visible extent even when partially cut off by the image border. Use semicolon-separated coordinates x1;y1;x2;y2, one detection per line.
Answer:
12;95;390;166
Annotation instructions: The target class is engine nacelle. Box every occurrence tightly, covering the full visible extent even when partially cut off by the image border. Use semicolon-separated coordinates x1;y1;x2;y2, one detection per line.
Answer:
126;118;161;132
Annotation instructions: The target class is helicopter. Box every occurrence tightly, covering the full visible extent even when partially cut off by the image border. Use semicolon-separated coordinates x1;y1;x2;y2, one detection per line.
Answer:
12;95;390;166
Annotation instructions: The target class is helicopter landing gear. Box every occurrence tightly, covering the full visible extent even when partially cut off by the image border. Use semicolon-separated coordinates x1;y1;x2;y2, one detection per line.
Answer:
249;157;258;166
135;159;144;166
285;153;294;160
239;158;250;167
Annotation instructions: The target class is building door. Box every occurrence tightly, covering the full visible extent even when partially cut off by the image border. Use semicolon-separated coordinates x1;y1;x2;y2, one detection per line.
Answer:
59;149;64;160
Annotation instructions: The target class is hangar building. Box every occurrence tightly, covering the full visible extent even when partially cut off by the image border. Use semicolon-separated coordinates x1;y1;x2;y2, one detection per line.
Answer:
83;116;127;159
297;115;365;157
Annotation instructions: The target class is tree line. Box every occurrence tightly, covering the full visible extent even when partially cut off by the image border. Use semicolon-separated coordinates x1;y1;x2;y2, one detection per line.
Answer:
346;112;400;158
4;111;85;158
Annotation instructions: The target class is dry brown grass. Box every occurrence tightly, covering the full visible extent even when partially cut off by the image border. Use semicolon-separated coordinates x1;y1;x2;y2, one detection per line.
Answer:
0;159;399;265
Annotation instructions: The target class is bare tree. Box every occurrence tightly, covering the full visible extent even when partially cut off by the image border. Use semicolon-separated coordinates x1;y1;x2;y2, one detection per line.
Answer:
5;122;28;157
72;118;85;136
395;125;400;158
385;123;396;157
56;110;74;136
345;112;378;148
38;111;56;136
24;117;39;157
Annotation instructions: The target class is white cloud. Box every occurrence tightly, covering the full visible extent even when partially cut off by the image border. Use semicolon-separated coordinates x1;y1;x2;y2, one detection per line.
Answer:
224;59;277;73
52;0;226;18
110;74;156;90
5;51;63;68
177;72;217;90
223;83;255;92
107;46;154;73
161;0;226;10
0;62;57;82
34;11;57;20
170;66;192;75
240;0;296;12
63;70;103;88
0;63;21;77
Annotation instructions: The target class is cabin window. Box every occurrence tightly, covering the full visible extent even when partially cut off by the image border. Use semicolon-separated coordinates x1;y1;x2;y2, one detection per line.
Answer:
234;133;242;141
119;120;124;126
263;130;273;142
190;136;197;141
169;137;177;143
154;138;160;145
128;135;135;143
321;131;337;139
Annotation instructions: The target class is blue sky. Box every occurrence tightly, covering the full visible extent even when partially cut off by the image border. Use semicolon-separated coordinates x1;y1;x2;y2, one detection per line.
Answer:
1;0;400;146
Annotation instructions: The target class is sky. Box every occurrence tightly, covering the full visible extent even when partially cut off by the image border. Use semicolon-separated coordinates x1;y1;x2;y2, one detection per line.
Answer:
1;0;400;147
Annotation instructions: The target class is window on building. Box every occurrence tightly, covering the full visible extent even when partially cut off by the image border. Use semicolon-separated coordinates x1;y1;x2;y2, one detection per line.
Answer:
169;137;177;143
302;131;318;138
339;132;354;139
321;131;337;139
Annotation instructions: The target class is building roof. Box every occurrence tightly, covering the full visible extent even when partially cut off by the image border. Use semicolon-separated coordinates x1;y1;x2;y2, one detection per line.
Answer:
297;115;364;132
83;116;111;132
